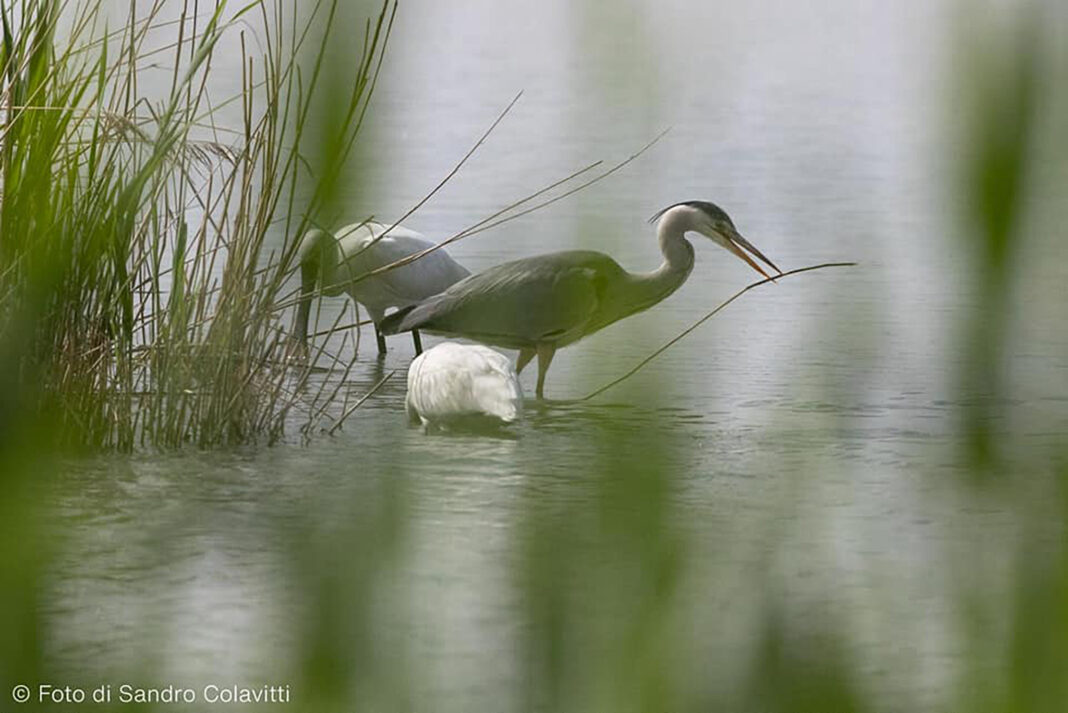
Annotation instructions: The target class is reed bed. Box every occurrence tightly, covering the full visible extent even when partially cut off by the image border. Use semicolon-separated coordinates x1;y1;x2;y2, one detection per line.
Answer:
0;0;680;450
0;0;396;450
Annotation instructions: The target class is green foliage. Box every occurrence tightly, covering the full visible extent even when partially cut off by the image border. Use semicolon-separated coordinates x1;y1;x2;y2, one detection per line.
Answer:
0;0;395;450
955;8;1044;470
0;2;1065;713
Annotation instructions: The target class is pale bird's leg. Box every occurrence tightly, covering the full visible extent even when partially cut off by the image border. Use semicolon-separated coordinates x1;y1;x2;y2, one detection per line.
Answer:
351;301;361;356
412;330;423;356
535;343;556;399
516;348;536;374
374;325;387;355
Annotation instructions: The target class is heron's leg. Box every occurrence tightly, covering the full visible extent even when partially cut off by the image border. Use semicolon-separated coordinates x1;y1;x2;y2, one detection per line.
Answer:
412;330;424;356
374;324;387;355
535;343;556;399
516;348;536;374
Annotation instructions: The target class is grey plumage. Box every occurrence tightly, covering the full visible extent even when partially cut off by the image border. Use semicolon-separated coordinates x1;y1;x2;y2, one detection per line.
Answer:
383;251;652;350
650;200;732;226
381;202;781;398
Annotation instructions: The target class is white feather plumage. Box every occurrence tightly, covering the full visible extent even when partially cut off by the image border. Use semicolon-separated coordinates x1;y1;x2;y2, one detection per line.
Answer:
299;221;469;324
405;342;523;430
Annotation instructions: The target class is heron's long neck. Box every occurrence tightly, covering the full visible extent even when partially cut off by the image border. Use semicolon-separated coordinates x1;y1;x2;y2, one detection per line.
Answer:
623;222;695;315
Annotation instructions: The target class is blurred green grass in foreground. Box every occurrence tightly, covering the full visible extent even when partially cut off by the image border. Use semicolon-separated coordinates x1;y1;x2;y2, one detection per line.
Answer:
1;1;1066;712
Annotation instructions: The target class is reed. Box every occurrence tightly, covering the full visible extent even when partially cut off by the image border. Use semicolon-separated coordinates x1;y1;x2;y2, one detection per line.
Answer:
0;0;396;450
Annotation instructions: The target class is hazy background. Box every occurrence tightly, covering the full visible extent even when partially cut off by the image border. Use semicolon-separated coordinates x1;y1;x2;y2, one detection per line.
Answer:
7;0;1067;712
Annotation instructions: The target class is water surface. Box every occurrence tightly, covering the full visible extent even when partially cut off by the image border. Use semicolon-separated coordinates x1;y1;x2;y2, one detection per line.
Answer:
46;1;1067;711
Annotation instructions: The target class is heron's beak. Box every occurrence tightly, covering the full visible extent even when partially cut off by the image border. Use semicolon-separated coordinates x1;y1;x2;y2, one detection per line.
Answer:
721;228;782;281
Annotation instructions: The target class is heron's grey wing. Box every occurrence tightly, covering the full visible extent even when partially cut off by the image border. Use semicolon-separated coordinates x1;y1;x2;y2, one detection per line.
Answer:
396;251;622;347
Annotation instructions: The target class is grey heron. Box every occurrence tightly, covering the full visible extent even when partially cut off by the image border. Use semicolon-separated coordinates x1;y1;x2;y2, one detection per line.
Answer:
405;342;522;431
292;221;470;355
380;201;782;398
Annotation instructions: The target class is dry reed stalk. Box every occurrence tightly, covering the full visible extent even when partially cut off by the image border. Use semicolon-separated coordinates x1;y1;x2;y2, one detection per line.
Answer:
580;262;858;401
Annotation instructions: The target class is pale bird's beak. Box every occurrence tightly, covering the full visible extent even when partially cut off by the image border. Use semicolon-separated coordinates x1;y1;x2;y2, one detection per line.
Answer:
721;227;782;281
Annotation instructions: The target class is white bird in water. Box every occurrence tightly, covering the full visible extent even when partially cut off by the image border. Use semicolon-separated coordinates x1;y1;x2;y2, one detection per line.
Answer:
292;221;470;355
405;342;523;432
382;201;782;397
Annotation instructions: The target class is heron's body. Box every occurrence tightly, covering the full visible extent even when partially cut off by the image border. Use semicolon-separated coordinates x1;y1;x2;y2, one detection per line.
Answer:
293;221;470;354
386;249;690;350
405;342;522;431
381;201;781;397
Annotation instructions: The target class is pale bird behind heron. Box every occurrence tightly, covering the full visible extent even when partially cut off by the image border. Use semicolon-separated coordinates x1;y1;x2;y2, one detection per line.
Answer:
293;221;469;355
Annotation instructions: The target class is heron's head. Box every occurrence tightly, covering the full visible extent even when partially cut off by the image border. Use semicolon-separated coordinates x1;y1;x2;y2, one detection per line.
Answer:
650;201;782;280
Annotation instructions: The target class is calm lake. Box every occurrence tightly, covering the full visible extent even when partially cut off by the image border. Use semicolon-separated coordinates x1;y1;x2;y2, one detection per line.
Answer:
45;0;1066;711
